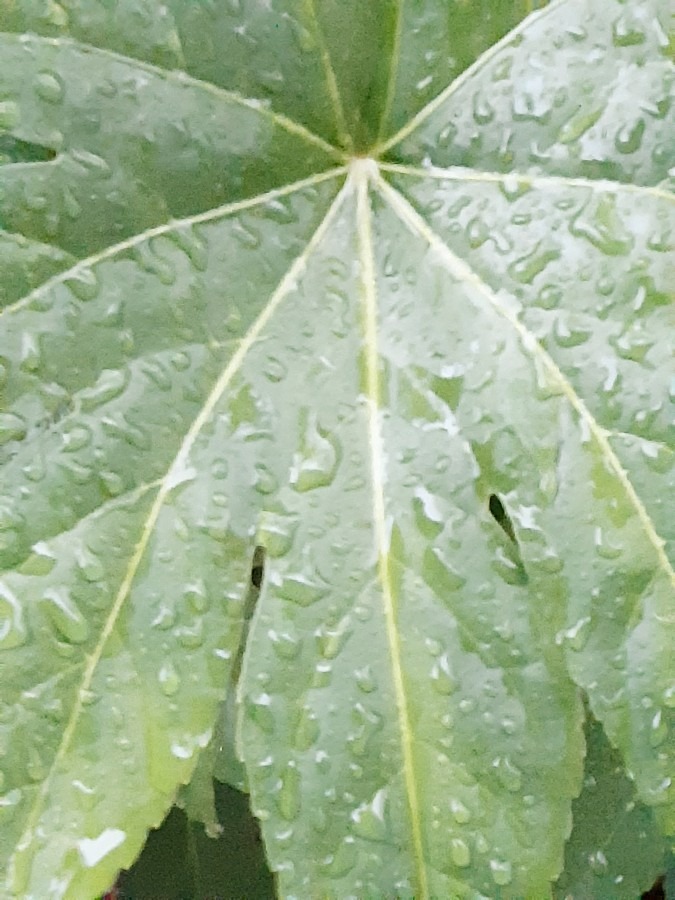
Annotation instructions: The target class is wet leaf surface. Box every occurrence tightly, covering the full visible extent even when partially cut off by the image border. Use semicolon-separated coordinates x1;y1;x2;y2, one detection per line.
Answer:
0;0;673;896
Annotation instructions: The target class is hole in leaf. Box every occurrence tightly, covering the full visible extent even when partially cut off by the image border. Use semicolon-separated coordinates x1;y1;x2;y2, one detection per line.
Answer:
0;133;57;163
250;545;265;589
488;493;517;544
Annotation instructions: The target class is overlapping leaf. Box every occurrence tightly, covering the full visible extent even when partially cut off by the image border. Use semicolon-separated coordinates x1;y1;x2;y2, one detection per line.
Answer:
0;0;673;897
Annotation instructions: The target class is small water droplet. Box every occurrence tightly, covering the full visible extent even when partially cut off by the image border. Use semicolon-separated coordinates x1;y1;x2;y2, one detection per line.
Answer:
588;849;609;874
293;706;319;751
246;693;274;733
34;71;65;104
663;685;675;708
0;788;22;825
649;708;667;748
269;628;302;660
612;14;646;46
277;573;327;607
62;422;93;452
253;463;278;495
558;106;603;144
316;615;352;659
615;118;645;154
0;412;27;445
0;582;28;650
322;837;357;877
0;100;19;129
490;858;512;886
158;661;181;697
354;665;377;693
450;837;471;868
492;756;522;792
449;797;471;824
556;616;592;651
430;652;457;695
276;762;301;821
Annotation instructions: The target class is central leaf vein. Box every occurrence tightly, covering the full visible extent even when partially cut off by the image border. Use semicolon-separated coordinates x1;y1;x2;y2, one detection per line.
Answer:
354;160;429;898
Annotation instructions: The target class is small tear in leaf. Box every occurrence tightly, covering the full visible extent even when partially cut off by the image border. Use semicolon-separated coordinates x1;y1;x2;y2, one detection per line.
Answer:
251;545;265;590
488;494;517;544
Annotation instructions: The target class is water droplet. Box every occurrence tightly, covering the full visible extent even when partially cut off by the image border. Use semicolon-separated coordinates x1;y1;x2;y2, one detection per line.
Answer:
553;314;592;348
0;100;19;129
570;195;633;256
246;693;274;733
0;583;28;650
64;267;100;301
167;225;209;272
183;581;209;614
354;665;377;693
556;616;592;651
558;106;603;144
158;661;181;697
62;422;93;452
450;797;471;824
430;653;457;695
277;573;327;607
450;837;471;868
18;542;57;577
290;413;339;492
472;91;494;124
263;355;288;383
79;369;129;411
0;413;27;445
34;71;65;104
26;746;47;781
293;706;319;751
350;787;389;842
316;615;352;660
258;511;297;558
490;858;512;886
0;788;22;825
492;756;522;792
508;242;560;284
322;837;357;877
253;463;278;495
174;620;204;649
276;762;301;821
588;849;609;874
348;703;383;757
649;708;667;748
423;545;466;597
663;685;675;708
41;588;89;644
612;15;646;46
615;118;645;154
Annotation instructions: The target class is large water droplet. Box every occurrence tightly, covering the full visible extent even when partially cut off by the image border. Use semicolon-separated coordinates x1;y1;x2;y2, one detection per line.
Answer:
258;511;297;558
290;413;339;492
350;787;389;842
41;588;89;644
79;369;129;411
449;797;471;824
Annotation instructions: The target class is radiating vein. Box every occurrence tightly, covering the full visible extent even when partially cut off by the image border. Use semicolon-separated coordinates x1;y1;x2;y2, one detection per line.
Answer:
376;0;404;145
375;0;562;155
379;161;675;205
353;159;428;899
375;171;674;587
0;167;347;320
303;0;352;152
0;32;346;161
8;174;353;887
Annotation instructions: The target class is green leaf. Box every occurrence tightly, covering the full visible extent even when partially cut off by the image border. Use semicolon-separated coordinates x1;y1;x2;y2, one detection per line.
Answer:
555;713;667;899
0;0;673;897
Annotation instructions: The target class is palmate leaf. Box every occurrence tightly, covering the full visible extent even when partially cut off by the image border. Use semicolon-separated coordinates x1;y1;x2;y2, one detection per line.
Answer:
0;0;673;897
